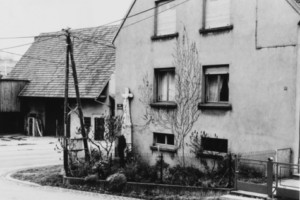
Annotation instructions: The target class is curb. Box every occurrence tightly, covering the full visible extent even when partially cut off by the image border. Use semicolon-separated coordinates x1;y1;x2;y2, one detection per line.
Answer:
3;164;60;187
3;165;139;199
6;172;40;187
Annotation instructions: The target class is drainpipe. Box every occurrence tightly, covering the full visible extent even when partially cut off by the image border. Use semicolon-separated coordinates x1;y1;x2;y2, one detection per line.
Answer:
297;21;300;165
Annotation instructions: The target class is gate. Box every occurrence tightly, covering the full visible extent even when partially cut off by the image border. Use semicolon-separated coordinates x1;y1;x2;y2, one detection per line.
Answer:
235;157;271;195
234;156;300;199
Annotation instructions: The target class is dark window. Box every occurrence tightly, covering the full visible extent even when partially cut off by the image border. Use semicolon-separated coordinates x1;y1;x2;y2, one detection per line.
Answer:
94;117;105;141
201;137;228;153
204;66;229;103
84;117;91;130
154;132;175;145
155;68;175;102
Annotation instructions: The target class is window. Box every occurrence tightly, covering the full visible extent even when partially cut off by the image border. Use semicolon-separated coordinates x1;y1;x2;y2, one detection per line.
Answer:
154;133;175;146
94;117;105;141
154;0;177;37
84;117;91;132
204;66;229;103
201;0;232;33
155;68;175;102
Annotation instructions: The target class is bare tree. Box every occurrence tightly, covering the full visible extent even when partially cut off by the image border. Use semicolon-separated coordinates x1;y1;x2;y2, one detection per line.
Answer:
89;115;122;160
139;31;202;165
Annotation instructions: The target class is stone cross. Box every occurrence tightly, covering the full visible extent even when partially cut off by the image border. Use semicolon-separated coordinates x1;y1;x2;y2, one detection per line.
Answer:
121;88;133;145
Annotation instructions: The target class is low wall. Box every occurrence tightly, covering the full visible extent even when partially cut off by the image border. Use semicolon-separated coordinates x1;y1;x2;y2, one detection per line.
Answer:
63;176;231;196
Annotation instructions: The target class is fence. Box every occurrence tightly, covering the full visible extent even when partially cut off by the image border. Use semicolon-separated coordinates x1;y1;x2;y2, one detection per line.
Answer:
235;156;300;199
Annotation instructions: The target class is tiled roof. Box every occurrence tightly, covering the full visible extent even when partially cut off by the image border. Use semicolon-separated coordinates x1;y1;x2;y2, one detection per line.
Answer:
7;25;118;99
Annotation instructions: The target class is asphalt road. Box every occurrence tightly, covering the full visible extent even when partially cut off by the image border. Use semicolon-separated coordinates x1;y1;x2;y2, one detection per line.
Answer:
0;135;138;200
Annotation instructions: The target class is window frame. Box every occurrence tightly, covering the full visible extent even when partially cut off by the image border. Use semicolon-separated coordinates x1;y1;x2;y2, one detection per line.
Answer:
199;0;233;34
152;0;179;41
92;115;105;141
199;65;232;110
84;117;91;133
153;132;175;146
151;68;177;109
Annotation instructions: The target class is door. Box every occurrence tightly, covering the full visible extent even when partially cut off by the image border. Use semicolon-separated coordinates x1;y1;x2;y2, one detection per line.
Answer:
45;102;64;137
94;117;105;141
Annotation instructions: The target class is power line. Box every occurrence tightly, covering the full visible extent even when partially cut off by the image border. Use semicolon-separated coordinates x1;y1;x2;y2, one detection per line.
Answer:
0;49;64;65
0;0;175;41
0;33;66;40
0;34;63;51
96;0;172;27
70;0;191;46
0;0;191;63
0;36;36;40
72;35;115;49
122;0;190;30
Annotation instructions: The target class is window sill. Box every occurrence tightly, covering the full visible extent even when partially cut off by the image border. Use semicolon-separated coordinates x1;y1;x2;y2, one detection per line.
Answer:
198;103;232;110
150;102;177;109
151;33;179;41
199;25;233;35
150;145;177;153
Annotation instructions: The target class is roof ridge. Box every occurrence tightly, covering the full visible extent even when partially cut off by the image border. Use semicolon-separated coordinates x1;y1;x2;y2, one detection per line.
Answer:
37;24;119;38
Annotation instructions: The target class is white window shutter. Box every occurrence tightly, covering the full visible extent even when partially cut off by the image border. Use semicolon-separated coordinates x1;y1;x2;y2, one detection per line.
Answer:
206;0;231;29
157;1;176;35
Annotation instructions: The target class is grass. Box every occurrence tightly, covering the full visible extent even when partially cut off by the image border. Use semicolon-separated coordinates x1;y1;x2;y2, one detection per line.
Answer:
11;165;64;187
11;165;224;200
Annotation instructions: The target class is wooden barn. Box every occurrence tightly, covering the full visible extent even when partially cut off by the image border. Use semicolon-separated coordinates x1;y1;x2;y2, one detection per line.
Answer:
4;25;117;137
0;79;28;134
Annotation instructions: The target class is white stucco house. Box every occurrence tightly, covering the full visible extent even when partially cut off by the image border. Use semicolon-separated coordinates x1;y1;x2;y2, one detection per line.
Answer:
114;0;300;165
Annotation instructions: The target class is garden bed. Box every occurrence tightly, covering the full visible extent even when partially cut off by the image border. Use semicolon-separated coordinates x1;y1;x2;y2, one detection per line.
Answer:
64;176;231;196
11;165;230;200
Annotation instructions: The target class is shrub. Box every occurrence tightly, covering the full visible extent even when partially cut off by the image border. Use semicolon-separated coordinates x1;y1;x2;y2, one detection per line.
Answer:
106;172;127;193
164;165;204;186
124;157;157;182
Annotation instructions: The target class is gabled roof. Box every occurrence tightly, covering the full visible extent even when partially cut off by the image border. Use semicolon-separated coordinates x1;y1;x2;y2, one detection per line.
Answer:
7;25;118;99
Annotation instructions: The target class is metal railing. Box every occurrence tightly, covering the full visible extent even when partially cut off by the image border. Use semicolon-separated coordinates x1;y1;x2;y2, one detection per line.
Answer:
235;156;300;198
274;161;300;190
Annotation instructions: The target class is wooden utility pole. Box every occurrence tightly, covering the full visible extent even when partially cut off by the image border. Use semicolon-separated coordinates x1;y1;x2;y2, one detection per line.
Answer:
63;29;71;176
64;29;90;162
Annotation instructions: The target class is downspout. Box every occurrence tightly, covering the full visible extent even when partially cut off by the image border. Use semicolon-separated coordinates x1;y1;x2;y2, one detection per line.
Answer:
297;21;300;165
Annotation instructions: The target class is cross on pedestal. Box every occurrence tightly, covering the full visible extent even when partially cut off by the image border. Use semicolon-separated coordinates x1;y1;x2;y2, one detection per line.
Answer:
121;88;133;146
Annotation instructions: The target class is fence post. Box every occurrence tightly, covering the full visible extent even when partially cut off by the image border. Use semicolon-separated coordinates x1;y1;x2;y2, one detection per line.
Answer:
267;157;274;197
64;138;70;176
234;155;238;190
228;153;232;188
160;153;163;183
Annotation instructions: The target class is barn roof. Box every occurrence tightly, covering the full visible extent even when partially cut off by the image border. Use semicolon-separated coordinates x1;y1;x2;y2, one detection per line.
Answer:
7;25;118;99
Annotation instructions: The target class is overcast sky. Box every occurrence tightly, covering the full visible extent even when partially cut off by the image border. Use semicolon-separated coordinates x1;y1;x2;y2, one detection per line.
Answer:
0;0;133;60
